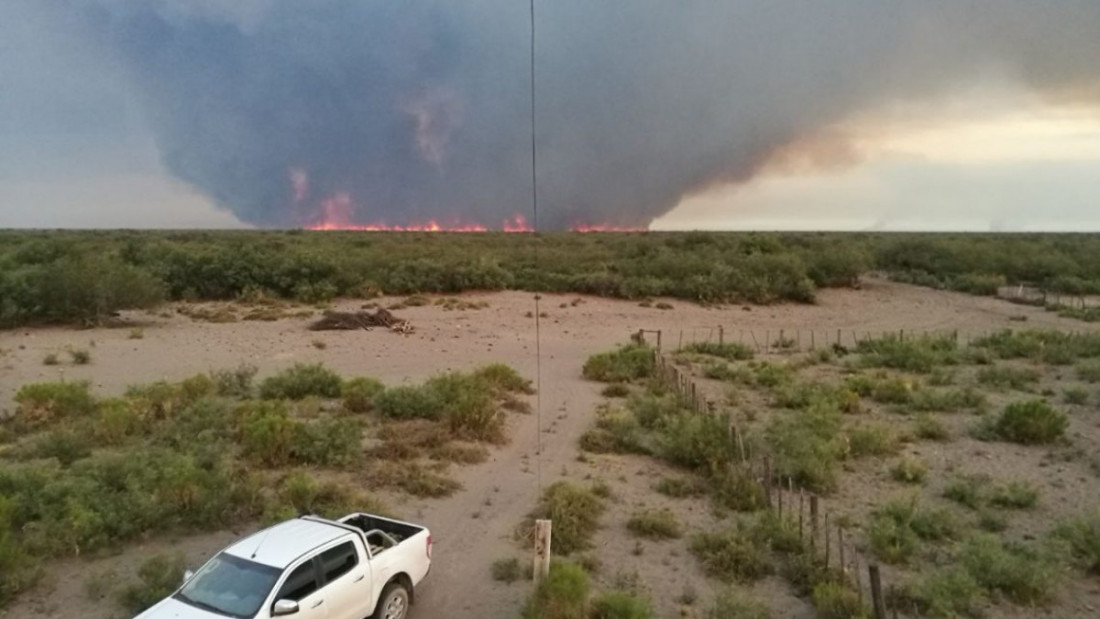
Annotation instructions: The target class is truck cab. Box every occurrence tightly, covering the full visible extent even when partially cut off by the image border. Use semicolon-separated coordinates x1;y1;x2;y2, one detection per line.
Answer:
135;513;432;619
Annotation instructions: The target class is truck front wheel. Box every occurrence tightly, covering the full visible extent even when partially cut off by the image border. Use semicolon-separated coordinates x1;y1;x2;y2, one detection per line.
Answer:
373;582;410;619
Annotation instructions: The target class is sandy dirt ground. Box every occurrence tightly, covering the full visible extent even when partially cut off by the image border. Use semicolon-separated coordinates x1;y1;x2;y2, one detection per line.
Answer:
1;278;1096;619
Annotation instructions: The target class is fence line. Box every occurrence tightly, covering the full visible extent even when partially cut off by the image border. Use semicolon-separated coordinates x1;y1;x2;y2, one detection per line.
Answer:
668;326;1005;355
639;329;896;618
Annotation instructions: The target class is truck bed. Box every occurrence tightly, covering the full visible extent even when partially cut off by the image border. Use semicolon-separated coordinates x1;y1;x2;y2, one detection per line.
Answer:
338;512;424;544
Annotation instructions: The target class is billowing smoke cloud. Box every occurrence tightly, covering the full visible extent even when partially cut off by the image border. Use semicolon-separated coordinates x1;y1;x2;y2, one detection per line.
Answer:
60;0;1100;229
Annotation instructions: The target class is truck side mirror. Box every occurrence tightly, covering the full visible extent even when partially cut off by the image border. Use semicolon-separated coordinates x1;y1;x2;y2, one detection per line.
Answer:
273;599;300;616
182;570;194;585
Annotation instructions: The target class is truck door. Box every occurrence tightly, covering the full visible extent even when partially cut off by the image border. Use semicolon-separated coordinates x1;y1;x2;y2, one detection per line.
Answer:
316;540;371;619
271;558;328;619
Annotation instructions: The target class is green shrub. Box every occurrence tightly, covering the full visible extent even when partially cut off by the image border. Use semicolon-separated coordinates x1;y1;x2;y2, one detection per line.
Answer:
427;372;502;442
766;404;844;493
957;534;1058;605
521;560;589;619
601;384;630;398
238;403;298;466
870;377;914;404
811;582;867;619
991;399;1067;445
856;335;958;373
583;345;655;383
579;407;648;455
69;349;91;365
1077;361;1100;383
972;329;1100;365
209;365;257;398
684;341;754;361
491;557;522;583
373;385;443;420
977;365;1041;390
690;528;772;582
913;414;950;441
654;476;706;498
897;567;987;618
1063;387;1090;405
1053;513;1100;575
943;474;987;510
706;588;772;619
474;363;535;394
94;397;141;445
42;353;58;366
119;553;186;614
589;590;654;619
710;467;767;513
846;423;900;458
660;413;735;470
908;388;986;413
293;417;362;467
990;481;1039;509
532;482;606;555
28;428;93;466
13;381;96;429
259;363;343;400
626;509;681;540
869;498;958;564
890;458;927;484
342;377;385;413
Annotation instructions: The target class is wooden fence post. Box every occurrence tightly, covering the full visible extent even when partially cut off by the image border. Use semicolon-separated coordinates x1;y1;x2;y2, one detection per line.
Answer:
809;495;819;552
763;456;773;509
869;563;887;619
533;520;552;586
798;489;805;540
678;330;683;350
838;525;846;576
718;325;725;346
824;513;831;568
656;330;662;351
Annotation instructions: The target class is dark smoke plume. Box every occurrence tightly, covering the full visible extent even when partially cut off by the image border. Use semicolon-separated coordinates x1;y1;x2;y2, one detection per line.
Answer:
63;1;1100;229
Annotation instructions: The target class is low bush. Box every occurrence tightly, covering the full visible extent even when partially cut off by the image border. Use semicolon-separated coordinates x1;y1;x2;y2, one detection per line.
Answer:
521;560;589;619
943;474;987;510
532;482;606;555
890;458;927;484
491;557;523;583
1053;513;1100;575
427;372;502;442
119;553;186;614
707;588;772;619
579;407;648;455
601;384;630;398
626;509;681;540
977;365;1041;391
683;341;754;361
43;353;59;366
209;365;257;398
259;363;343;400
908;388;986;413
12;381;96;429
69;349;91;365
812;582;868;619
1063;387;1090;405
341;377;385;413
896;567;987;618
957;534;1058;605
660;412;735;470
583;345;654;383
373;385;443;420
766;404;844;493
654;476;706;498
370;461;461;498
870;377;914;404
690;528;772;583
589;590;654;619
869;497;958;564
474;363;535;394
972;329;1100;365
913;414;950;441
990;481;1039;509
710;467;768;513
990;399;1067;445
846;423;901;458
856;334;958;373
627;392;681;429
1077;361;1100;383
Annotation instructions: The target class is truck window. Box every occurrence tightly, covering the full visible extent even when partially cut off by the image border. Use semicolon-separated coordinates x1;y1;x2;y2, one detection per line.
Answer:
276;560;319;602
319;541;358;583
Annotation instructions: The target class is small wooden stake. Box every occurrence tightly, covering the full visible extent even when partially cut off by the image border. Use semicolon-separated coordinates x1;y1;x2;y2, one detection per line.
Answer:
656;330;662;351
809;495;819;552
533;519;552;586
798;489;805;540
718;325;725;346
869;563;887;619
763;456;773;509
838;525;846;575
824;513;831;568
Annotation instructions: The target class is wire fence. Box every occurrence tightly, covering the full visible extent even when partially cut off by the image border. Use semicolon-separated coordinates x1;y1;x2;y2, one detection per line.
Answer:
641;330;899;618
668;326;989;355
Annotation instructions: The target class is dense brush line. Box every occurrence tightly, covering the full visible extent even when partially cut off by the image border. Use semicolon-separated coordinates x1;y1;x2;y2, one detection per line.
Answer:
2;231;1100;327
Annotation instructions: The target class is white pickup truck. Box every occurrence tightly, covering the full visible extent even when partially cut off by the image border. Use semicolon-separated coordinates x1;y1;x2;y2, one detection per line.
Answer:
135;513;432;619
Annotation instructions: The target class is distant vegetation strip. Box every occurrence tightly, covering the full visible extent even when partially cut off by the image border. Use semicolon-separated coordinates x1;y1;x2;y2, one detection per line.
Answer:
3;230;1100;327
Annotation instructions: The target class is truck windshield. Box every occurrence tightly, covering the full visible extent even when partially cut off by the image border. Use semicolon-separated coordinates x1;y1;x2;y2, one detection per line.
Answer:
174;552;281;618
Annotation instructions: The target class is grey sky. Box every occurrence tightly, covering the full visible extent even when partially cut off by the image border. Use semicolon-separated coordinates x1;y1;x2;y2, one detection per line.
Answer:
1;0;1098;230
